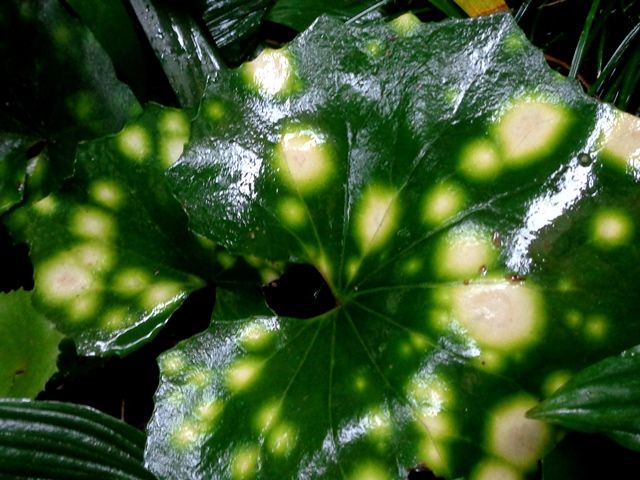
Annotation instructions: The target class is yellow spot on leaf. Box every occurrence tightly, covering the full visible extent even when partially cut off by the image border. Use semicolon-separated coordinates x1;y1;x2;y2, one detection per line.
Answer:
354;186;398;254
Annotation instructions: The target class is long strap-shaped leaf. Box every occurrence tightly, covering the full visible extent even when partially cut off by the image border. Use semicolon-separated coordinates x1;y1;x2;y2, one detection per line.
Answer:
0;400;156;479
529;346;640;451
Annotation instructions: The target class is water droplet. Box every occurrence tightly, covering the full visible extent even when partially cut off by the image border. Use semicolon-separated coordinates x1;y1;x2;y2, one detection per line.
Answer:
491;231;502;248
578;152;592;166
479;265;488;276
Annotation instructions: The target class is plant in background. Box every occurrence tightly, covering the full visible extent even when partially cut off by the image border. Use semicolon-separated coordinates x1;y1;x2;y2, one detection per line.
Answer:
0;1;639;479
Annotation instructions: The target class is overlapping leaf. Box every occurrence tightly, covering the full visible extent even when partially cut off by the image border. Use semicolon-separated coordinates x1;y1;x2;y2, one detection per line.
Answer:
0;399;155;479
148;13;640;479
0;133;33;214
0;0;140;186
7;105;220;356
0;290;62;397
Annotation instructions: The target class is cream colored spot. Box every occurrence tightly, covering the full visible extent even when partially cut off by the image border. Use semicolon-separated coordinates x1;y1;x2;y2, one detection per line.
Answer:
601;111;640;171
389;12;421;36
585;314;608;340
565;310;582;328
406;375;452;416
186;367;212;388
72;243;114;272
231;445;259;480
472;459;522;480
254;400;280;432
366;40;383;57
487;396;551;470
240;322;275;351
349;461;391;480
38;255;94;304
113;268;149;296
591;208;633;248
159;110;189;137
418;412;454;440
89;180;124;209
403;257;422;275
417;436;448;476
160;352;186;376
354;373;368;393
226;358;263;393
278;197;306;227
274;127;334;193
216;251;236;270
242;48;295;96
205;99;225;121
365;408;392;441
70;207;115;240
68;294;99;322
195;399;224;427
141;281;184;310
542;370;571;397
117;124;151;162
450;280;545;350
32;195;57;215
172;420;202;448
434;224;496;280
459;139;501;181
160;137;186;169
346;258;359;283
423;182;466;225
267;422;297;456
354;186;398;254
101;307;130;331
495;100;569;166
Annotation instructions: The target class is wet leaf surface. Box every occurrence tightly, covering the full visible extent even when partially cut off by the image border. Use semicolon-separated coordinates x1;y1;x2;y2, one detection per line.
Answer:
7;105;218;356
150;13;640;479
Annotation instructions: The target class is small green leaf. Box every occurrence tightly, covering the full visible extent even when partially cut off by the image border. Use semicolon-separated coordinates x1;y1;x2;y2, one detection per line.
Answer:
130;0;221;109
7;105;218;356
529;346;640;450
154;13;640;479
0;399;155;479
0;0;140;185
0;290;62;398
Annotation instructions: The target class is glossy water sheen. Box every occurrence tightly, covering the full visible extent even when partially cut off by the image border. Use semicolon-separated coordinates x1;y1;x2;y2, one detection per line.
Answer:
154;14;640;479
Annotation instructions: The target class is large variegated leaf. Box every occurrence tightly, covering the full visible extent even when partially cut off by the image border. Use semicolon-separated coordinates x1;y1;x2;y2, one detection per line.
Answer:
7;105;219;356
149;13;640;479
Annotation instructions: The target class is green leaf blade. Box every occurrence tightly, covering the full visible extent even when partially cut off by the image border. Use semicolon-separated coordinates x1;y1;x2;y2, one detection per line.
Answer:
0;400;155;480
0;290;62;398
529;347;640;448
7;105;218;356
158;13;640;479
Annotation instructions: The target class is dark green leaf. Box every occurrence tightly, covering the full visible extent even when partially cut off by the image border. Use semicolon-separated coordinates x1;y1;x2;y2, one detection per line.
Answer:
0;290;62;397
65;0;150;100
541;433;640;480
529;346;640;450
0;399;155;480
0;0;140;185
151;13;640;478
0;133;33;214
266;0;385;31
130;0;221;109
7;105;219;356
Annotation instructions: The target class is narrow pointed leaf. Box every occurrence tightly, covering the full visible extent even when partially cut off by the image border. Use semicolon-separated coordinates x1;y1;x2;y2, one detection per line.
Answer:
266;0;386;31
0;290;62;397
451;0;508;16
130;0;221;109
529;346;640;450
7;105;218;356
155;13;640;479
0;399;155;480
0;0;140;185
